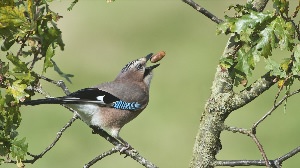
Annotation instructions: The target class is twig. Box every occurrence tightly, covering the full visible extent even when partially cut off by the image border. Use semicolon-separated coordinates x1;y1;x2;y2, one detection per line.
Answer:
38;75;71;95
7;114;79;164
16;32;30;57
182;0;223;24
252;88;300;131
90;126;158;168
29;49;40;70
249;133;270;168
224;126;270;167
273;78;285;106
214;146;300;167
275;146;300;166
214;160;274;167
83;146;120;168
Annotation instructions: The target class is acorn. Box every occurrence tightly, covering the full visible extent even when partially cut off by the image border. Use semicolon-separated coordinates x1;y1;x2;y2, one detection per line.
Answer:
150;51;166;63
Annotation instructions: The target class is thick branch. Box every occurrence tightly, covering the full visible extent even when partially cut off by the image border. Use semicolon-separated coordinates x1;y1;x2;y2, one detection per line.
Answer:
188;0;270;167
230;72;276;111
246;0;269;12
189;112;223;168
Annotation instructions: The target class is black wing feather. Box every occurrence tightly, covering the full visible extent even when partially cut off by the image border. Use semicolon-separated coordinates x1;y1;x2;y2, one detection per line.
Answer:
68;88;120;104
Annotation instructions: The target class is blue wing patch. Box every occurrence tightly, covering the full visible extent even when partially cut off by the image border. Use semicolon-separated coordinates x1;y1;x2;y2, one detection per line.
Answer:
113;100;141;111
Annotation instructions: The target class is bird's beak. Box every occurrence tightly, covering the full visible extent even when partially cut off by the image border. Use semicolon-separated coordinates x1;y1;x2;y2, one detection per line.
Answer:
146;63;160;70
143;53;160;78
144;53;160;70
145;53;153;61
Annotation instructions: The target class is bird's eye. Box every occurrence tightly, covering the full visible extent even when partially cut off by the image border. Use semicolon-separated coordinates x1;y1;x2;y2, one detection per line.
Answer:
136;64;144;70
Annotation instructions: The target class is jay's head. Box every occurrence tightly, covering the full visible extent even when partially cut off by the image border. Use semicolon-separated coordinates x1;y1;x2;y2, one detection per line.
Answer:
115;53;160;86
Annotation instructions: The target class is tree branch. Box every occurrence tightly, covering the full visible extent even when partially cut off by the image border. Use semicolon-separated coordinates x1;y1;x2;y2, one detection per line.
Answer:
224;126;270;167
90;126;158;168
246;0;269;12
214;146;300;167
230;72;276;111
252;88;300;132
7;114;79;164
182;0;223;24
84;147;120;168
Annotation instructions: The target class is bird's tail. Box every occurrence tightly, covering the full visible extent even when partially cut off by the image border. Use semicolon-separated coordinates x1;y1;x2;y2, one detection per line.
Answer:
21;98;67;106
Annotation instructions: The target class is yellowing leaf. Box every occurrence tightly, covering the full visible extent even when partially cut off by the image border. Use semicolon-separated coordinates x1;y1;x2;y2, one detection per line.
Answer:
7;80;29;102
280;59;290;72
0;6;28;28
277;79;285;88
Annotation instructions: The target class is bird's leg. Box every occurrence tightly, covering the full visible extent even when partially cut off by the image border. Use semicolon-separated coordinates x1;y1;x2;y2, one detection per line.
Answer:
90;126;133;153
116;136;132;153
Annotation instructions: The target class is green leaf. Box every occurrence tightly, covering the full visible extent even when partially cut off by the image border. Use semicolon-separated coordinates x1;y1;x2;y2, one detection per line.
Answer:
292;44;300;75
1;35;15;51
38;25;64;58
253;17;294;58
253;26;274;58
43;44;55;73
10;137;28;160
216;17;231;35
273;0;289;16
6;53;28;73
235;49;255;77
0;59;9;80
52;60;74;83
219;57;234;69
219;11;273;35
265;58;286;78
280;58;290;72
273;18;294;51
68;0;79;11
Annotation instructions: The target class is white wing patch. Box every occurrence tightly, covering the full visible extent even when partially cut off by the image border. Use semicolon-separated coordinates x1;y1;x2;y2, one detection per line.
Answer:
96;95;105;103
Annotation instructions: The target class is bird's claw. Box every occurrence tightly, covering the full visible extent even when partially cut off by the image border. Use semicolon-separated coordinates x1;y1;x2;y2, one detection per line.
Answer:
116;143;136;158
119;143;131;153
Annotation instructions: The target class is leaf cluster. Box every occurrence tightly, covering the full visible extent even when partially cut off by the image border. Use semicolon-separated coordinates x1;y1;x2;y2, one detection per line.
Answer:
0;0;73;165
217;0;300;88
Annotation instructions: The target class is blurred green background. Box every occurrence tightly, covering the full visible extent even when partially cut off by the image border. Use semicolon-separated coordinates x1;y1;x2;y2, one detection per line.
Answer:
6;0;300;168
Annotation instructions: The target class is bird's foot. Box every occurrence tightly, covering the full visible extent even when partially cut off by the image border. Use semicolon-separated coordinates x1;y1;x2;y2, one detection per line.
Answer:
118;143;132;153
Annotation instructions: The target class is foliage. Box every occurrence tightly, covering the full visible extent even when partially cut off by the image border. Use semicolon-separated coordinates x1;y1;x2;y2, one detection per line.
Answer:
217;0;300;87
0;0;72;165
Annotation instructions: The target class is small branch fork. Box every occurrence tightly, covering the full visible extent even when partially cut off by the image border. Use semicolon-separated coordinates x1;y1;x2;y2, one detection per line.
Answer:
214;145;300;167
252;88;300;132
222;88;300;167
7;114;79;164
12;76;158;168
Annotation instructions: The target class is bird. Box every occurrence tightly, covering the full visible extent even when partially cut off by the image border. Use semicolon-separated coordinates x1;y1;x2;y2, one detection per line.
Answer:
22;53;160;147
